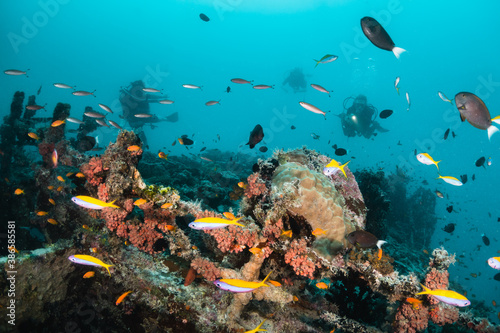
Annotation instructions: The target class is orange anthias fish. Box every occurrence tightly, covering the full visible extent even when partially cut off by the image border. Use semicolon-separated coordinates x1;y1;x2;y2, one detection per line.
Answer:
57;186;64;191
127;145;141;152
52;149;58;168
223;212;236;219
312;228;326;236
238;181;247;189
47;185;54;190
75;172;85;178
47;218;58;225
116;291;133;305
161;203;173;209
158;152;168;160
178;138;184;145
406;297;423;309
28;132;40;140
57;176;65;182
268;280;281;287
316;282;330;290
249;247;262;255
377;248;383;260
134;198;147;206
14;188;24;195
37;211;49;216
49;198;56;205
51;119;65;127
165;225;175;231
83;271;95;279
66;172;74;177
281;230;292;238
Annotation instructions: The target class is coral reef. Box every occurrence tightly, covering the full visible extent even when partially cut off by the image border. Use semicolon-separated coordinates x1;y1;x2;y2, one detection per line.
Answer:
3;87;500;333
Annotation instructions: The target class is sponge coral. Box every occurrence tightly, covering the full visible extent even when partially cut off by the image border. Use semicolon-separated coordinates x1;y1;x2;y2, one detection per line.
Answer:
272;161;362;260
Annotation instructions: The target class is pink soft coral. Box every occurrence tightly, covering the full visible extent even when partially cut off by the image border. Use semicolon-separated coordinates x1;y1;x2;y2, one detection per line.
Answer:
244;173;267;198
284;239;320;279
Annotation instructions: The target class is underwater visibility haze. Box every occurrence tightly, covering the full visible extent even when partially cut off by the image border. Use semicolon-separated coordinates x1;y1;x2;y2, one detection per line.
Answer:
1;0;500;332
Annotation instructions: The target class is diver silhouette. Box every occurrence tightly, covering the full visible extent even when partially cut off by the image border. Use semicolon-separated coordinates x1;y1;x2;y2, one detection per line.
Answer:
339;95;388;139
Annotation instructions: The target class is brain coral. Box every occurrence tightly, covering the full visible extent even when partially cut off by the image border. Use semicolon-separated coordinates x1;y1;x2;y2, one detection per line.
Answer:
272;159;365;260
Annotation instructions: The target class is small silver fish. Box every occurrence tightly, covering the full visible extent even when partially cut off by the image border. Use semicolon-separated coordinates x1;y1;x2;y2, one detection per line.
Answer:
142;87;161;93
299;101;327;117
134;113;153;118
230;78;252;84
253;84;274;90
182;84;202;90
95;119;109;127
53;83;73;89
73;90;96;97
98;103;113;113
406;92;410;111
84;111;105;118
205;100;220;106
438;91;452;104
310;84;332;97
4;69;29;76
159;99;174;105
394;77;400;95
66;117;84;124
108;120;122;129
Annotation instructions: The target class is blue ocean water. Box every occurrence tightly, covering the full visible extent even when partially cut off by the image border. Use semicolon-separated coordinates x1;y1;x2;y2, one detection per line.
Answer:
2;0;500;326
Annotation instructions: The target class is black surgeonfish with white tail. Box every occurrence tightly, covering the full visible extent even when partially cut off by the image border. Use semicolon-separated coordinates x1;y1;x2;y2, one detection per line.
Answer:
246;124;264;149
455;92;500;139
360;17;406;59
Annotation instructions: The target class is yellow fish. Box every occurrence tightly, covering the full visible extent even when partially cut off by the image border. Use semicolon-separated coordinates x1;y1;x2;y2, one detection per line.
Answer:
57;175;65;182
28;132;40;140
14;188;24;195
437;175;463;186
244;319;267;333
416;283;470;307
416;153;440;170
223;212;236;219
134;198;147;206
75;172;85;178
249;247;262;255
48;198;56;205
47;218;58;225
51;119;65;127
316;282;330;289
281;230;292;238
37;211;48;216
238;181;247;189
72;196;120;209
83;271;95;279
158;152;168;160
178;138;184;145
312;228;326;236
127;145;141;152
161;202;173;209
192;217;244;227
323;158;350;178
68;254;114;276
219;271;272;292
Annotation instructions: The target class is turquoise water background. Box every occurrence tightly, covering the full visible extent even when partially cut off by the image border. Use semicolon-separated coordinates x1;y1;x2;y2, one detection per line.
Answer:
1;0;500;321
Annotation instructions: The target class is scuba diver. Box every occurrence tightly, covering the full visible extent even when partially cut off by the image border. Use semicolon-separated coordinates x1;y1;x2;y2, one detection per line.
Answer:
282;67;307;93
119;80;178;149
339;95;388;139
